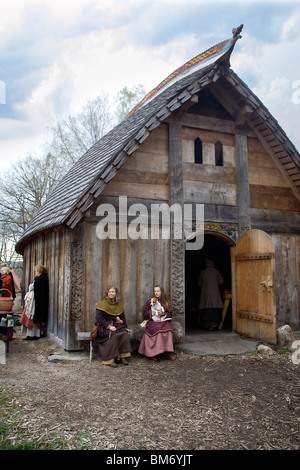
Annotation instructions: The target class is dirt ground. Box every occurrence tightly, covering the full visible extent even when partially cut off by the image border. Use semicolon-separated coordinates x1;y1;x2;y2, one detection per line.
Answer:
1;325;300;452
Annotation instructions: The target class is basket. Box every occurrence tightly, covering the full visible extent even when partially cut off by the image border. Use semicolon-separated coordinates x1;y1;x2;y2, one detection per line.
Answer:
0;289;14;311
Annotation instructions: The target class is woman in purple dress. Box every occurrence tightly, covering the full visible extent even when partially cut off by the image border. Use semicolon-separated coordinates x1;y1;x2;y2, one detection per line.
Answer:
138;285;176;361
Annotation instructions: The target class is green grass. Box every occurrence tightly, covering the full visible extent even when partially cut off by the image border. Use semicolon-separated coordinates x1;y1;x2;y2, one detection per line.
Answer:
0;388;93;450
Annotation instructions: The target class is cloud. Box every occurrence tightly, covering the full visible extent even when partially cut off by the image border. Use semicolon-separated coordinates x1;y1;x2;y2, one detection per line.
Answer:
0;0;299;170
230;9;300;149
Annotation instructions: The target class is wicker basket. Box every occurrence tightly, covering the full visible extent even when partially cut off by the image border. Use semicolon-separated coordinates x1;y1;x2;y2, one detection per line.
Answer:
0;289;14;311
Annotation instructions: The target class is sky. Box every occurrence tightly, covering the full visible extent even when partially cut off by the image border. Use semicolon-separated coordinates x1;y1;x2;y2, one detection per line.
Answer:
0;0;300;169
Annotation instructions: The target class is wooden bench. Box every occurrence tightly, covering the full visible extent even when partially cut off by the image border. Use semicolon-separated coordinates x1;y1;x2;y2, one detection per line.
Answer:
77;332;93;363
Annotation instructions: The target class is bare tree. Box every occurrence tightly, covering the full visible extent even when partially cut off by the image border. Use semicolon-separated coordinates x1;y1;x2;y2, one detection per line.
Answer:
48;86;146;169
0;84;147;262
49;92;112;168
0;153;61;261
114;84;146;122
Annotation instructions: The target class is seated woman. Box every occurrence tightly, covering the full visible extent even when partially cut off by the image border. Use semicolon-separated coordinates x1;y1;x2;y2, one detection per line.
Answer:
95;285;132;367
138;285;176;361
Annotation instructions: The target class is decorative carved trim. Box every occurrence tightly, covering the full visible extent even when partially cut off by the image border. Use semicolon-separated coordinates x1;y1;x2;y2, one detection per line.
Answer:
64;242;71;321
70;243;83;322
184;222;237;242
170;227;185;317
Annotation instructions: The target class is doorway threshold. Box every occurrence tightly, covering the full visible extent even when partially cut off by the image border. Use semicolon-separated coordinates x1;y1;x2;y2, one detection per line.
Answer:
184;329;239;343
178;329;259;356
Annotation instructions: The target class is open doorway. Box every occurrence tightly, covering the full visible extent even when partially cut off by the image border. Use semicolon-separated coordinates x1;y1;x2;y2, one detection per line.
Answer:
185;233;233;332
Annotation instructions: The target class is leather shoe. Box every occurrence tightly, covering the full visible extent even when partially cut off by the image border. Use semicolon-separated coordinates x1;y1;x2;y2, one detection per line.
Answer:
167;352;176;360
120;358;129;365
105;362;118;368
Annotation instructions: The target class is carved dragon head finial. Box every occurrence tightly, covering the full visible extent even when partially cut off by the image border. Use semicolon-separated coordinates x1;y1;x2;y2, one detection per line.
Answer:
231;24;243;44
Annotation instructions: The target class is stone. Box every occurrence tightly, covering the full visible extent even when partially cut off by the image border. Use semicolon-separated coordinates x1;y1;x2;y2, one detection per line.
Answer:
277;325;295;350
291;340;300;352
172;321;184;344
0;340;6;365
292;349;300;365
48;352;87;362
257;344;275;355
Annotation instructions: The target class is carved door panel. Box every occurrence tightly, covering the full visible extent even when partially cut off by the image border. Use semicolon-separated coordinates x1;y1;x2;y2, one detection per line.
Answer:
234;229;277;344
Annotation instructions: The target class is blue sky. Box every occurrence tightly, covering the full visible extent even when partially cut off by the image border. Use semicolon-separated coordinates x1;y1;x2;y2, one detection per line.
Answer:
0;0;299;168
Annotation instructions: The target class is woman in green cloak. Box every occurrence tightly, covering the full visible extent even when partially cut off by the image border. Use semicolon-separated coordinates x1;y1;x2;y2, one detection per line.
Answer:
94;286;132;367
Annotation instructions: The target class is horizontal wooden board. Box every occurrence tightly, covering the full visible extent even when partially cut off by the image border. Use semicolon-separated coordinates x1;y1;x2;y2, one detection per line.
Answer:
102;181;169;201
112;168;169;186
183;181;236;205
248;166;289;187
250;185;300;211
136;124;168;155
247;137;266;153
248;150;276;169
124;151;168;173
182;126;235;147
183;162;236;184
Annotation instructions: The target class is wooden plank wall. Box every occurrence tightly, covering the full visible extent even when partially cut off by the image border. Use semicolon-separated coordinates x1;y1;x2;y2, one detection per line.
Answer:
87;124;172;327
22;227;68;347
83;224;170;329
272;233;300;329
182;127;236;206
102;124;169;201
20;121;300;348
248;137;300;211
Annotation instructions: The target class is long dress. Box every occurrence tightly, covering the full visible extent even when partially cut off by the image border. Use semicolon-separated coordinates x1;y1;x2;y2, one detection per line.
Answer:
95;299;132;364
198;265;224;328
20;283;39;337
138;299;174;358
20;272;49;338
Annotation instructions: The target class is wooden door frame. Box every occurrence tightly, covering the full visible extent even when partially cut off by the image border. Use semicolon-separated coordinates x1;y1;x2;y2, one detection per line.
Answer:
184;227;236;333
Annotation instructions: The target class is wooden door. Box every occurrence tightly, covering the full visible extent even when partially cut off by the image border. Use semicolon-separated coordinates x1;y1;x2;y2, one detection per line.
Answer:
233;229;277;344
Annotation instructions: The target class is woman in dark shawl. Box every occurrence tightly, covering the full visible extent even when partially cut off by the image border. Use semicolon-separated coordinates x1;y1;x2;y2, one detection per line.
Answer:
94;286;132;367
138;285;176;361
20;265;49;340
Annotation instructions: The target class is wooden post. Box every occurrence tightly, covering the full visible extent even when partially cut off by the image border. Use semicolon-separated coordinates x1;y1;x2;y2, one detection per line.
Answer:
168;121;185;328
235;133;251;236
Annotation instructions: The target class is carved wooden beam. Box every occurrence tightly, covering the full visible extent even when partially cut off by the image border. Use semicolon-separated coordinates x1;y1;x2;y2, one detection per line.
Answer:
174;95;199;117
235;105;253;127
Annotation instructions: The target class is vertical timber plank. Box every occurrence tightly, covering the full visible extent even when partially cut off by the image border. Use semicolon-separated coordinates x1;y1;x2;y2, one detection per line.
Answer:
235;133;251;236
169;120;185;325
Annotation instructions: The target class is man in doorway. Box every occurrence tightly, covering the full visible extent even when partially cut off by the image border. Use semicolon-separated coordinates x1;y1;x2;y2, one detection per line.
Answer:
198;259;224;330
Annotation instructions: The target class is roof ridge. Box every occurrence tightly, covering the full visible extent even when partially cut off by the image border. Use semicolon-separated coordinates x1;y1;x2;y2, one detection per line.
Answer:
126;25;243;118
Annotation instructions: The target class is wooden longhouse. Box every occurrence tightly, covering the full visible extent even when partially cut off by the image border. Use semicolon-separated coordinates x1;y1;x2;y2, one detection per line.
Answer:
16;26;300;348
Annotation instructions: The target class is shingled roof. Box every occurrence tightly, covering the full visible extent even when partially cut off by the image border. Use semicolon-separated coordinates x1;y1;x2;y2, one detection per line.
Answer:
16;25;300;253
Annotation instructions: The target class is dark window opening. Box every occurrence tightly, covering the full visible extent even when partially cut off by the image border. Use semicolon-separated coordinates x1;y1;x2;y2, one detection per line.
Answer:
215;140;223;166
194;138;203;164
